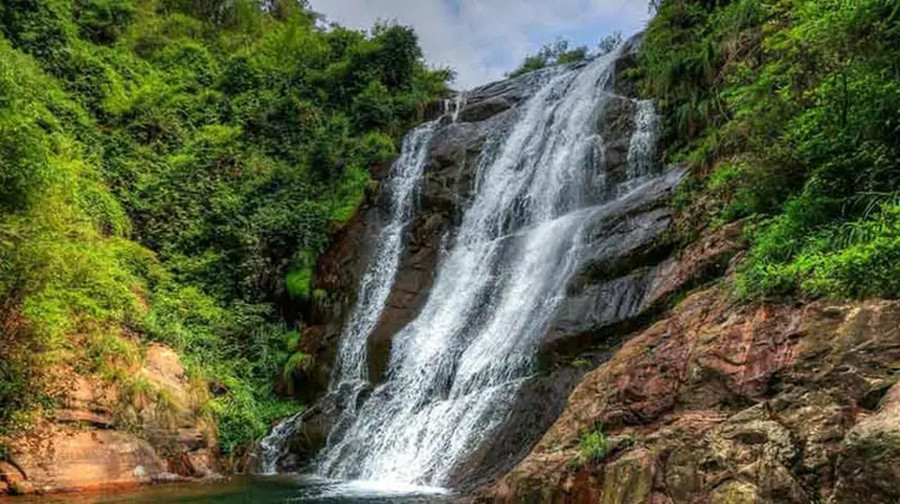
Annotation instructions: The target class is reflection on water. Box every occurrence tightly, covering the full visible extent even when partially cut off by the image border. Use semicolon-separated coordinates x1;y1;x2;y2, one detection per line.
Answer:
1;476;453;504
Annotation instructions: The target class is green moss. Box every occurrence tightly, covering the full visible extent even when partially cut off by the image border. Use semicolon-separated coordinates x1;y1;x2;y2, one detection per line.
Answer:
572;358;591;368
285;249;317;300
330;165;371;223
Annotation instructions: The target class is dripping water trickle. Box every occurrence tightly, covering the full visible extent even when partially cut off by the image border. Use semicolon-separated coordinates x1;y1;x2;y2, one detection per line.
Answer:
255;412;303;475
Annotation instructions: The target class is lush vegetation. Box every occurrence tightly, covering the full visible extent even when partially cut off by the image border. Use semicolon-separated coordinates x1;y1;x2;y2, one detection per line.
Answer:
0;0;448;453
509;33;627;78
640;0;900;300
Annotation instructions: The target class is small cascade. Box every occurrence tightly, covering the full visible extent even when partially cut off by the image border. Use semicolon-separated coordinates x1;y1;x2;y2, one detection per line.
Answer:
255;412;303;475
626;99;661;180
442;92;467;122
452;92;467;122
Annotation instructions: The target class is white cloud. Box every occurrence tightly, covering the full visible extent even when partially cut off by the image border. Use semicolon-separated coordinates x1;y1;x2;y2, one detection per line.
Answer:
307;0;652;89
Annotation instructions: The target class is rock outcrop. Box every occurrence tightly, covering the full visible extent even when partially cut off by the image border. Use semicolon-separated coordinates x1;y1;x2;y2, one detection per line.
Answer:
0;344;218;495
486;288;900;503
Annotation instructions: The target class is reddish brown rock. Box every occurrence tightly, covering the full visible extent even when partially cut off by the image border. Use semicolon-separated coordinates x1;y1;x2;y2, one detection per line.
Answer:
487;289;900;503
6;423;166;494
641;219;746;310
0;343;217;495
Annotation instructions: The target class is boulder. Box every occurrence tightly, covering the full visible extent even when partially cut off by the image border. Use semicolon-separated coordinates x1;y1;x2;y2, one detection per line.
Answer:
5;424;166;493
833;383;900;503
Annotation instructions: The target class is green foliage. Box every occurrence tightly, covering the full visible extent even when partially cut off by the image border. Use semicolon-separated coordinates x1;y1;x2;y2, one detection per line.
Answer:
509;31;627;78
642;0;900;300
738;201;900;299
0;0;447;451
577;423;608;465
75;0;137;44
704;160;789;228
281;330;310;394
0;35;141;426
509;38;590;78
285;249;315;299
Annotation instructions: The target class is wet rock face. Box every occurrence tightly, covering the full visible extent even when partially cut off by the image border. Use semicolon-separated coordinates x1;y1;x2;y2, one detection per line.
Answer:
261;381;375;474
365;120;489;382
487;290;900;503
544;218;746;365
448;367;586;491
0;344;218;495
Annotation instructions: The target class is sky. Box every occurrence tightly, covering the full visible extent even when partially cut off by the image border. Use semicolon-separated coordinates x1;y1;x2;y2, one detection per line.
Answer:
307;0;654;89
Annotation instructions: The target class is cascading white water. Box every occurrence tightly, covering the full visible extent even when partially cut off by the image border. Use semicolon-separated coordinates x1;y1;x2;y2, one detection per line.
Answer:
315;48;663;487
626;99;661;180
330;122;439;384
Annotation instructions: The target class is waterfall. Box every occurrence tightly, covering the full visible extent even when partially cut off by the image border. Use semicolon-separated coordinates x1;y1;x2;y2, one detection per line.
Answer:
254;121;440;475
314;48;664;487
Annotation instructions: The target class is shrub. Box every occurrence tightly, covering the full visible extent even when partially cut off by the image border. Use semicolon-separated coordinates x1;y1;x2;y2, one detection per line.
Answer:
509;38;590;78
577;424;608;464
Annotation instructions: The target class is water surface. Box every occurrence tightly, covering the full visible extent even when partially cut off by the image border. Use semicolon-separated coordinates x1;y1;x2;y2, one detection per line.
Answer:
5;476;452;504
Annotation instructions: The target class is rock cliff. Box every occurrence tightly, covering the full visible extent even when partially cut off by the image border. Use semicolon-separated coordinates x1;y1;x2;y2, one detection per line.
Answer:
0;345;218;495
486;285;900;504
